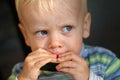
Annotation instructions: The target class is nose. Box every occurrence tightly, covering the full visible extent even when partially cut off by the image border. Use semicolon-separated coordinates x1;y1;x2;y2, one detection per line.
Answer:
48;34;63;50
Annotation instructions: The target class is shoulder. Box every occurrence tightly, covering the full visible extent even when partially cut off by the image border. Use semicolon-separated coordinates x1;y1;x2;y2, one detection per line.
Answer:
84;44;120;78
84;44;118;66
84;44;117;59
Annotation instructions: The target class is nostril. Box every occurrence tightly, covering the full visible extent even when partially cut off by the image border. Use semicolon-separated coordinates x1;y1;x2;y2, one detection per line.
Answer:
48;43;63;49
58;45;62;48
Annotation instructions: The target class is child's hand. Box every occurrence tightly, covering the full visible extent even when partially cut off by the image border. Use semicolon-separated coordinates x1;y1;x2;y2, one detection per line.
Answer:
18;48;56;80
57;52;90;80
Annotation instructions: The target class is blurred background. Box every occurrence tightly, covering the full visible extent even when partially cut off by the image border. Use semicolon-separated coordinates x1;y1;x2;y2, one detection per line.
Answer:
0;0;120;80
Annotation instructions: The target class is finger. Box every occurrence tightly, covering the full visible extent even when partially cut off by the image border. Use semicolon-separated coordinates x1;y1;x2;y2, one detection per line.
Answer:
32;56;52;63
21;57;52;79
24;54;55;71
56;61;87;78
56;61;77;70
25;55;52;66
58;52;84;63
25;49;56;63
58;52;70;57
26;54;54;68
28;48;54;57
35;57;52;69
57;67;75;76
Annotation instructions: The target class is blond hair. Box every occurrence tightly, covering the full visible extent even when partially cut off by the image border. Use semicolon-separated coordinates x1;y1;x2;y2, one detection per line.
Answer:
15;0;87;22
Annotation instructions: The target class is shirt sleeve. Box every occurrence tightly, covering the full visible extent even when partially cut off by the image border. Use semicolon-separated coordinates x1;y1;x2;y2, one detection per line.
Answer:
15;71;102;80
89;70;104;80
8;73;16;80
16;76;18;80
104;57;120;79
8;62;23;80
13;69;104;80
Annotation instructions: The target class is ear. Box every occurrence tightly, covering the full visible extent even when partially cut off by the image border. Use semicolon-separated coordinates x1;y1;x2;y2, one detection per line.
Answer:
82;12;91;38
18;23;30;46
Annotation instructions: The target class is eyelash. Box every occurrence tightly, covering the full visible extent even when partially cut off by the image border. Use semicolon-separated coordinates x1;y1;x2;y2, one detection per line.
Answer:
35;25;73;36
36;30;48;36
62;25;73;32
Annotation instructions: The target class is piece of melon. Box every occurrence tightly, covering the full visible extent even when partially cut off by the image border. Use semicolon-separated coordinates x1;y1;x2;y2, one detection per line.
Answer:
41;62;60;71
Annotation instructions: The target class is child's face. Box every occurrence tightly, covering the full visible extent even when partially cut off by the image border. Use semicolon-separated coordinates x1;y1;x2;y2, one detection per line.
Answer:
19;0;91;56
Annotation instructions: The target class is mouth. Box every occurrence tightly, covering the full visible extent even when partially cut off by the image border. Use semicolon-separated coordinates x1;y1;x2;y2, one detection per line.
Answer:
40;51;70;71
40;52;60;72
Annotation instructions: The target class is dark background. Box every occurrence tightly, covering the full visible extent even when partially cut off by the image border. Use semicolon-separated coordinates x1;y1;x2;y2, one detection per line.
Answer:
0;0;120;80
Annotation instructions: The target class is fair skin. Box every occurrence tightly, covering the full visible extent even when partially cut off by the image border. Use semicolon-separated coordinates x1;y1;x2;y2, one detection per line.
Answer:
17;0;91;80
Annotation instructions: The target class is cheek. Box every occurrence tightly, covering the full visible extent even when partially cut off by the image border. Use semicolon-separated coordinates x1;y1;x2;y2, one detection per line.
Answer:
72;30;83;55
65;35;83;55
74;40;83;55
29;37;48;51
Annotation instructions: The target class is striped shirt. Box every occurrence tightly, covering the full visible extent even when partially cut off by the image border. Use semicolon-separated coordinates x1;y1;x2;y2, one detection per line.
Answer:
8;44;120;80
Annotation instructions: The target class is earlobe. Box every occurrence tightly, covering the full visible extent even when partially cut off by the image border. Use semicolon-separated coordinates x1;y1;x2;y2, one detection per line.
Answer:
83;12;91;38
18;23;30;46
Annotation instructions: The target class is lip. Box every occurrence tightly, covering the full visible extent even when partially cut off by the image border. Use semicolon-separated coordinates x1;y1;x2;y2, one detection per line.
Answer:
47;49;65;55
48;50;70;63
49;50;69;56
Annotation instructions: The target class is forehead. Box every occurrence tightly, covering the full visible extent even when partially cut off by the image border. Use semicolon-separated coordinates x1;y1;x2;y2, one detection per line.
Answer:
20;0;82;8
21;0;83;14
19;0;85;26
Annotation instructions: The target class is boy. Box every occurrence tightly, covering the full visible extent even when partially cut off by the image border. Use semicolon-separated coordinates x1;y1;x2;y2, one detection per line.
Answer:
9;0;120;80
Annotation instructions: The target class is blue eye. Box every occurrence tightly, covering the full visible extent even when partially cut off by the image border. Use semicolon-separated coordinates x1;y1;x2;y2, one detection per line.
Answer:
63;26;72;32
37;30;48;36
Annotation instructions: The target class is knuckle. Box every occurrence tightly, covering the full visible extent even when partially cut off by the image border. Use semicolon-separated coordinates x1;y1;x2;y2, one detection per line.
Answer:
67;61;72;65
37;48;42;51
25;56;31;62
34;61;40;66
24;57;33;66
